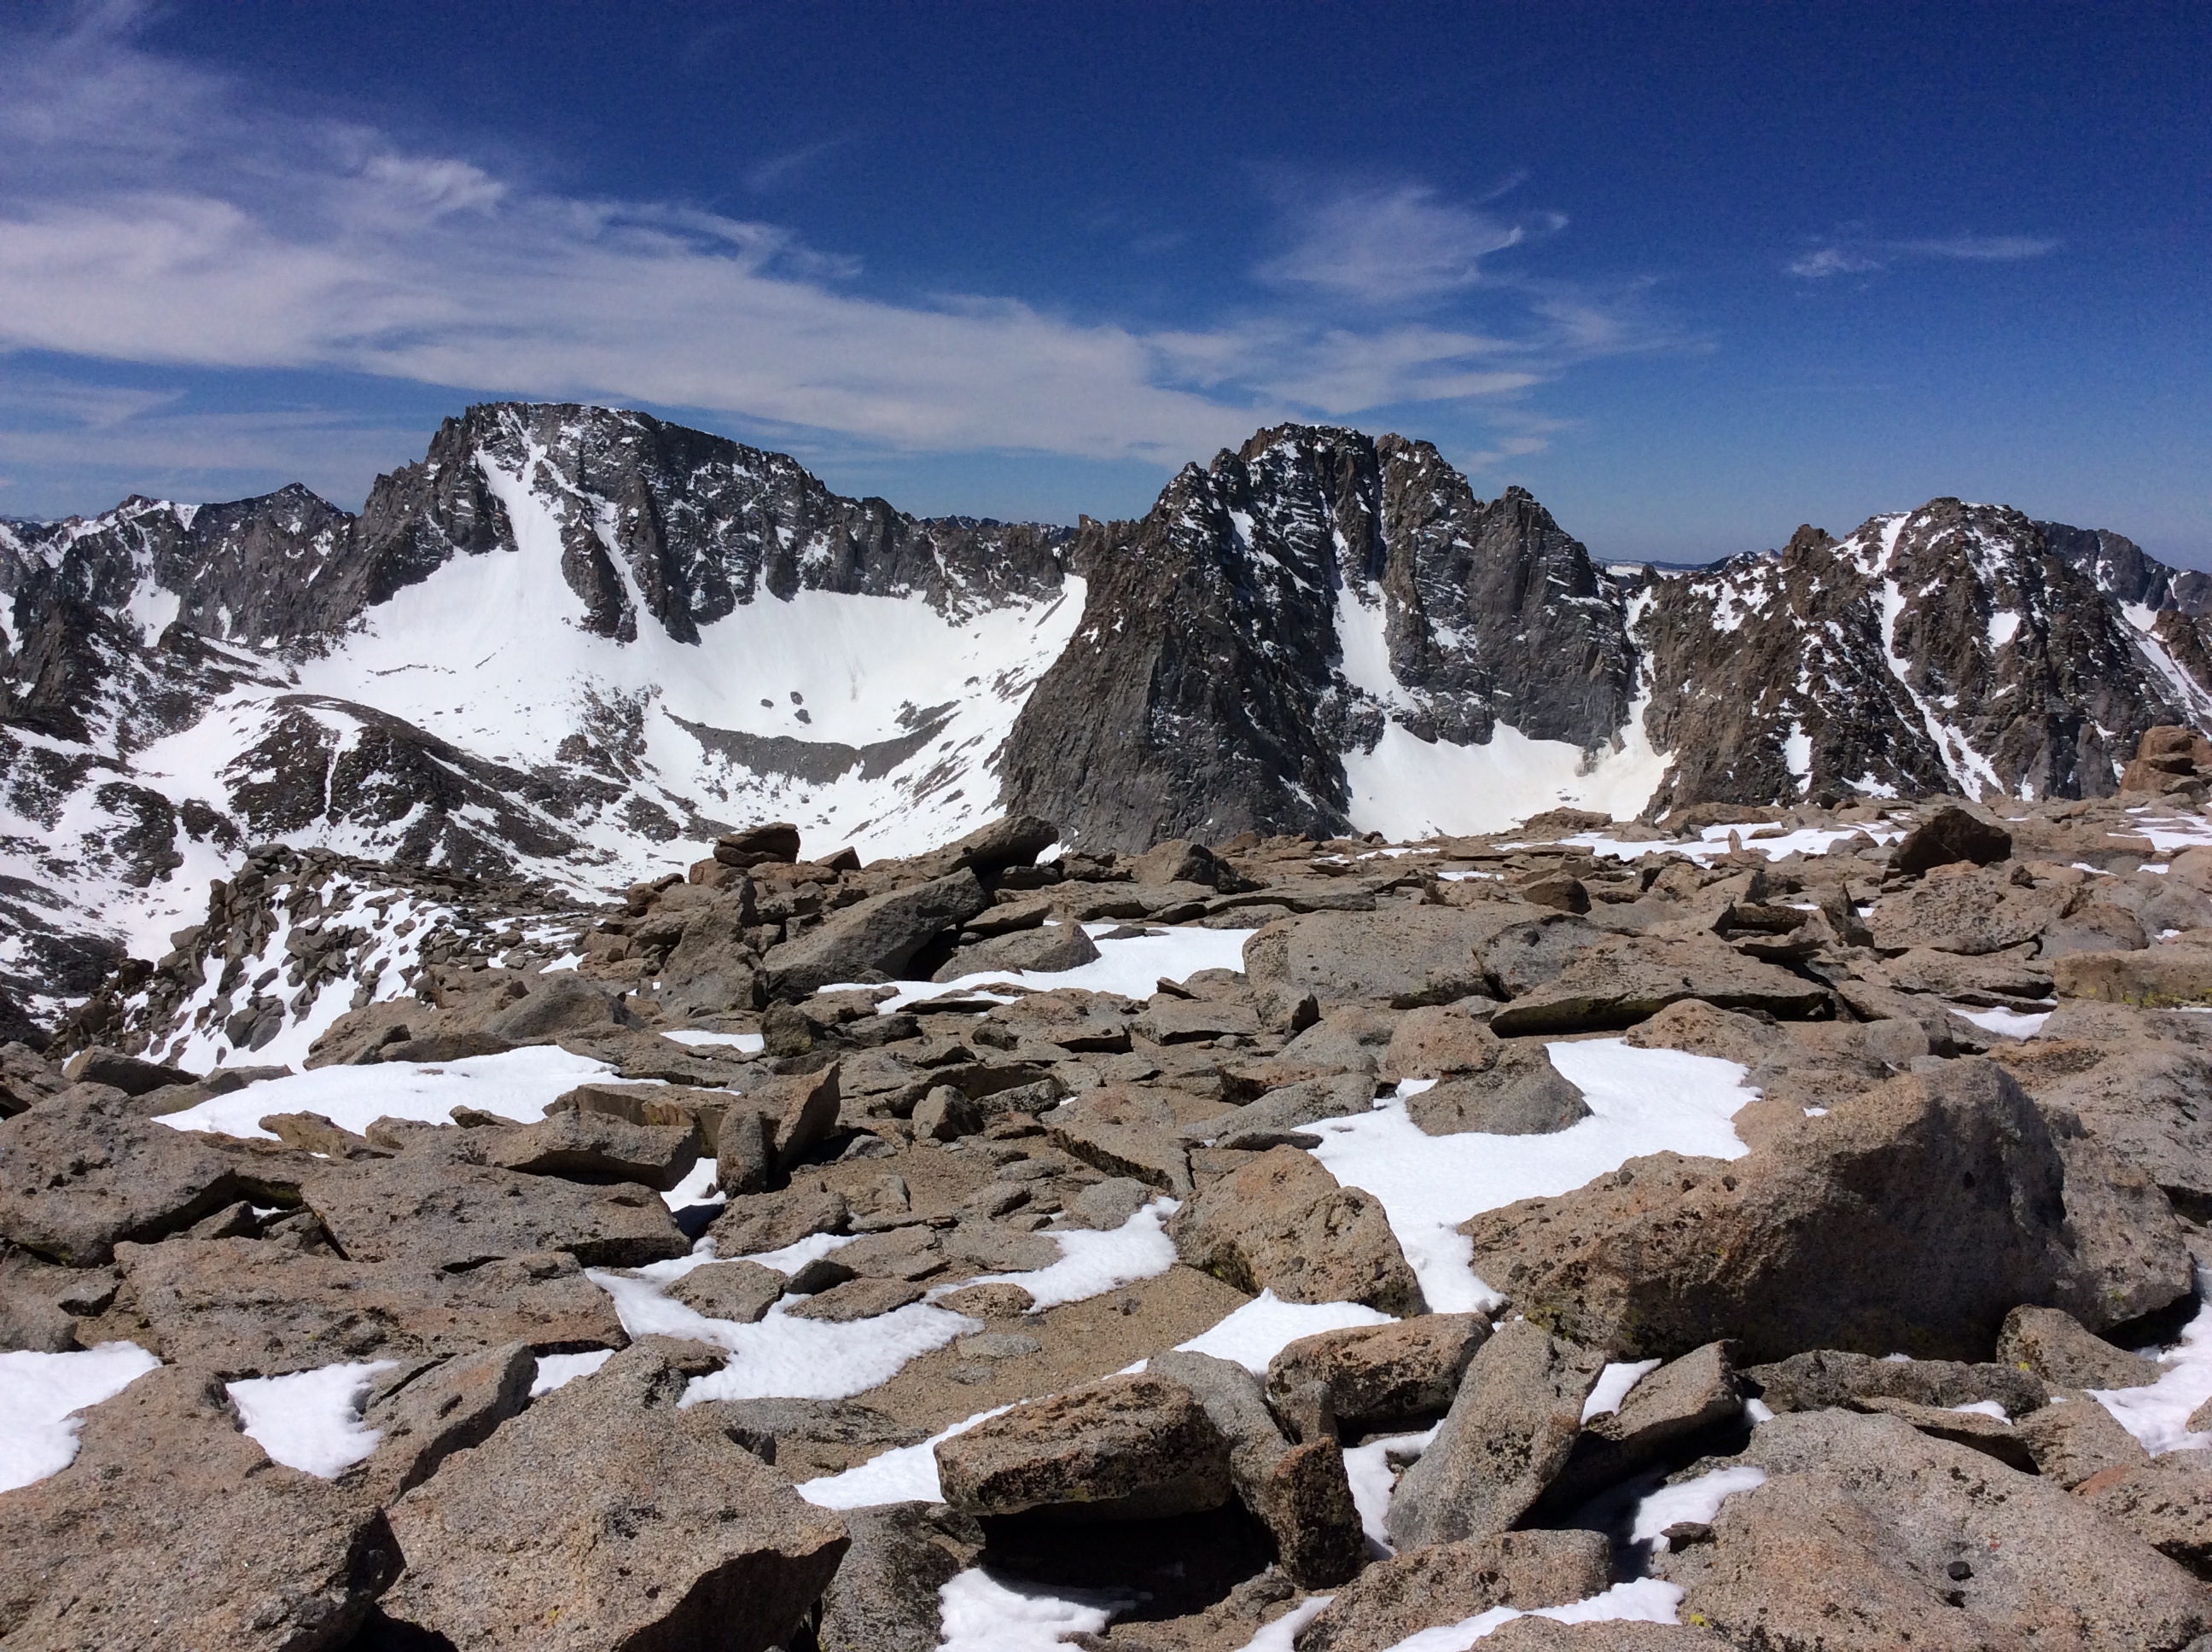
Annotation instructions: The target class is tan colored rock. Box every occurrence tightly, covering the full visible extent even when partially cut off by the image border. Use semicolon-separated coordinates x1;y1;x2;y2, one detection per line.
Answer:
116;1236;626;1374
1463;1060;2188;1361
2054;943;2212;1008
1295;1529;1611;1652
708;1184;848;1256
1659;1409;2212;1649
301;1144;689;1271
1169;1145;1425;1316
1046;1085;1192;1192
1265;1312;1488;1437
1488;934;1827;1036
1547;1341;1744;1509
1387;1320;1604;1550
0;1364;400;1650
934;1373;1233;1520
380;1339;847;1651
1382;1003;1501;1080
785;1277;925;1322
2078;1449;2212;1578
1406;1041;1591;1137
1996;1303;2161;1389
2016;1392;2151;1488
667;1259;787;1323
475;1110;699;1190
0;1089;251;1265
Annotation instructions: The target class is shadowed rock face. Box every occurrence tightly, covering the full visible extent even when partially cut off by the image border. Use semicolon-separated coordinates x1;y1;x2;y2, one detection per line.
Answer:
995;428;1637;851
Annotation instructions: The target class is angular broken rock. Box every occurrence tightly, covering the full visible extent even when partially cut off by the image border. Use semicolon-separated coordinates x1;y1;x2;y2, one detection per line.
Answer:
666;1259;787;1323
2015;1390;2153;1488
1995;1303;2161;1390
1046;1085;1193;1193
1475;1620;1731;1650
1545;1341;1745;1509
1462;1059;2188;1361
784;1277;925;1322
2077;1449;2212;1578
61;1044;195;1096
709;1185;849;1256
1186;1071;1376;1150
1865;864;2069;957
475;1110;699;1190
1892;802;2014;876
1487;935;1828;1036
933;920;1100;981
0;1090;251;1265
1743;1348;2047;1420
0;1364;401;1650
816;1501;983;1652
1151;1348;1364;1586
1265;1312;1489;1438
116;1236;626;1374
1382;1003;1505;1081
1169;1145;1425;1316
764;869;992;998
934;1372;1234;1520
657;896;764;1017
1406;1040;1592;1137
1295;1528;1612;1652
301;1145;690;1271
1656;1408;2212;1649
1988;1036;2212;1216
1243;907;1505;1009
485;969;635;1042
1057;1175;1154;1231
353;1342;537;1504
1387;1319;1605;1550
379;1338;848;1652
2053;942;2212;1009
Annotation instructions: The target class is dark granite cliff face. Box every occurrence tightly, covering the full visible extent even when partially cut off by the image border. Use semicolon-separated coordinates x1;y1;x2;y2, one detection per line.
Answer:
2;403;2207;1038
997;426;1637;850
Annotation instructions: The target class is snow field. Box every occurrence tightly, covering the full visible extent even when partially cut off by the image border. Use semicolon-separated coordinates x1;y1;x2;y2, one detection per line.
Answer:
1307;1042;1758;1313
936;1568;1132;1651
852;923;1257;1013
227;1360;396;1478
0;1342;163;1492
2093;1270;2212;1455
154;1044;619;1140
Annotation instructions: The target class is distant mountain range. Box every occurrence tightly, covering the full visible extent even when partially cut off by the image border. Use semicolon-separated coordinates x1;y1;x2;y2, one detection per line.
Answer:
3;401;2206;1038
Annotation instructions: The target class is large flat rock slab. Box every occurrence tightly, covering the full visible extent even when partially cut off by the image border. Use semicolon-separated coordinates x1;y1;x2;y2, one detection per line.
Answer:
380;1338;848;1652
0;1091;252;1265
115;1236;626;1376
0;1364;399;1650
1488;935;1829;1036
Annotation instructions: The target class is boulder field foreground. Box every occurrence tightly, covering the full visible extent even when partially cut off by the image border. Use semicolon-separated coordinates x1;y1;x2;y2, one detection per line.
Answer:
15;784;2212;1647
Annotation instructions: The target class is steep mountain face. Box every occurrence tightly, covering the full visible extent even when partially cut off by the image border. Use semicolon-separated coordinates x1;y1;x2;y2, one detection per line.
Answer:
998;426;1644;849
1633;499;2205;814
3;404;2208;1042
0;403;1078;1038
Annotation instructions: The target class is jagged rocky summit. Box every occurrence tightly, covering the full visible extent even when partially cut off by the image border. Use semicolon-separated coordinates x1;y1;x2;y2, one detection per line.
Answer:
3;403;2209;1043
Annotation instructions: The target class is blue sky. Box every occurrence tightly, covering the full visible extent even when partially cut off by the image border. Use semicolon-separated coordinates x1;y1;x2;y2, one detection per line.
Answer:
0;1;2204;565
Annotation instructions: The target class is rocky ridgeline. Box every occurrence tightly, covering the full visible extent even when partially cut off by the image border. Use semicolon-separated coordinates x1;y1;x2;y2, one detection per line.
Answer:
8;404;2212;1047
10;771;2212;1648
54;843;597;1067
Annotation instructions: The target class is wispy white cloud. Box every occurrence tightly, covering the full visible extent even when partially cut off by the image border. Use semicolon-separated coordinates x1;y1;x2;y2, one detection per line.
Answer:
1789;230;2058;279
0;6;1668;489
1258;183;1564;305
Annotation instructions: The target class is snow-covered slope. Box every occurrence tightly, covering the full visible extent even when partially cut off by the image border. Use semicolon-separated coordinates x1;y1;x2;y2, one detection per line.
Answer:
0;404;1076;1038
3;407;2206;1042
